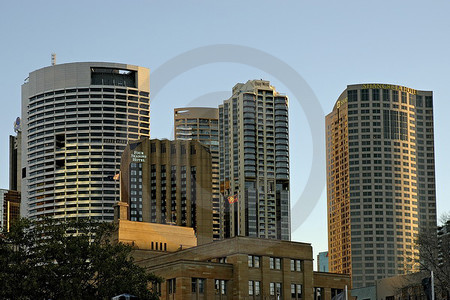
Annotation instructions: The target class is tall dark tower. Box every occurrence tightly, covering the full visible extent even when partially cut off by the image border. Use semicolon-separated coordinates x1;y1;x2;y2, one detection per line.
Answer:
219;80;290;240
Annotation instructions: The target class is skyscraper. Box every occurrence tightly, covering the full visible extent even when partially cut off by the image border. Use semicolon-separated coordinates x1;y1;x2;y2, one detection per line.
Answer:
9;117;22;191
326;83;437;287
219;80;290;240
317;251;329;272
119;138;213;245
174;107;220;240
0;189;20;232
21;62;150;220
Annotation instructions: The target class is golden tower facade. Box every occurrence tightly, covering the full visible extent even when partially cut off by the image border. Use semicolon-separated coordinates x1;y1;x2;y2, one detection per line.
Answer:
326;84;437;288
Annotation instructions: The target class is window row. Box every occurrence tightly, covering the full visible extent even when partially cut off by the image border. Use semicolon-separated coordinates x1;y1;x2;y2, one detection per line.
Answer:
248;255;303;271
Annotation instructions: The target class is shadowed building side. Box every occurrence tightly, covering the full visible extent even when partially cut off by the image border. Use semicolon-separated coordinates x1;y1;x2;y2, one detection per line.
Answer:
219;80;290;241
120;138;213;245
174;107;220;240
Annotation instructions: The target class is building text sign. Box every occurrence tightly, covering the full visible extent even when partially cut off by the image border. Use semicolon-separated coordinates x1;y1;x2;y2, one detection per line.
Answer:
131;151;147;162
361;84;418;95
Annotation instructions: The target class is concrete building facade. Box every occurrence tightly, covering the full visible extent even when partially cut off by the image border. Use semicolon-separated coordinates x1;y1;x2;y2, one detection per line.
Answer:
174;107;220;240
21;62;150;220
120;138;213;245
326;83;437;287
219;80;290;240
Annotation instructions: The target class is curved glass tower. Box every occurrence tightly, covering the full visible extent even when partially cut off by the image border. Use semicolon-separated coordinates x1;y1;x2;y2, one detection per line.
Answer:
326;83;437;287
21;62;150;221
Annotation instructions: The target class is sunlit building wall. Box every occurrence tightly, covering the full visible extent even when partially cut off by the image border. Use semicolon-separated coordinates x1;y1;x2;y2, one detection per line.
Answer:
21;62;150;220
326;83;437;287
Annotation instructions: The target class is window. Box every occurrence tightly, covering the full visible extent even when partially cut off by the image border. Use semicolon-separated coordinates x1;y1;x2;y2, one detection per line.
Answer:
248;255;260;268
215;279;227;295
373;89;380;101
249;280;260;296
276;283;282;297
270;257;281;269
314;287;323;300
192;278;205;294
361;89;369;101
331;288;344;299
254;281;260;296
291;284;303;299
290;259;302;271
168;278;176;294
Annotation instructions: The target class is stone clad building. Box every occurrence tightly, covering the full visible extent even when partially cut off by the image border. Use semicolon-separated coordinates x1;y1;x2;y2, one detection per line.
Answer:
112;201;351;300
174;107;220;240
120;138;213;245
132;236;350;300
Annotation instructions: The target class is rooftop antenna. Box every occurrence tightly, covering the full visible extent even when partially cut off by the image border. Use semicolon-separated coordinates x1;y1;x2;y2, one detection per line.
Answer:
51;53;56;66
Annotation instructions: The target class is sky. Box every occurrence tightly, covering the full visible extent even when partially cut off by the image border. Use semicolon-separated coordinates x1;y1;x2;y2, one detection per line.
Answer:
1;0;450;264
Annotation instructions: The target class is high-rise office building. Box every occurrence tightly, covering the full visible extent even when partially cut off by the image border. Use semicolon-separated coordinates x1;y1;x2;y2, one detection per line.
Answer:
120;138;213;245
21;62;150;220
10;117;22;191
437;219;449;270
174;107;220;240
219;80;290;240
326;83;437;287
317;251;329;272
0;189;20;232
0;190;6;230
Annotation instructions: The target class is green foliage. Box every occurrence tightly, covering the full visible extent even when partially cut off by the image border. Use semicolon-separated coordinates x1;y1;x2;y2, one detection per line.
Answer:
0;218;162;300
416;214;450;297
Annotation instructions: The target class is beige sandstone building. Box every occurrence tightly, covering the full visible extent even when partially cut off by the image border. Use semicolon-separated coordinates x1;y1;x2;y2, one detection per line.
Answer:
113;204;350;300
326;84;437;288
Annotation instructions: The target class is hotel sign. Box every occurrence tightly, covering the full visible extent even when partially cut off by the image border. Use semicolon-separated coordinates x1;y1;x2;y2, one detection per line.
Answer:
103;138;128;144
336;97;348;109
131;151;147;162
361;84;418;95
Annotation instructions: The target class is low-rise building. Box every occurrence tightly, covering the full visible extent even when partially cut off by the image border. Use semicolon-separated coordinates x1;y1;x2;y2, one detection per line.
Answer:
133;235;350;299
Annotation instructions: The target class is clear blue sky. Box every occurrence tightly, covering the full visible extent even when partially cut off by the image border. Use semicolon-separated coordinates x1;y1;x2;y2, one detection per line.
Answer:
1;0;449;263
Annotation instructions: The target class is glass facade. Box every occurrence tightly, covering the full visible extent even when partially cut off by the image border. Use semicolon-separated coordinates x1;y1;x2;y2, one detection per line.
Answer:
219;80;290;240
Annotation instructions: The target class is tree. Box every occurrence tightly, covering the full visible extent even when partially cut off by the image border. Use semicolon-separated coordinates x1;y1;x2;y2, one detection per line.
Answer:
0;218;162;300
416;214;450;299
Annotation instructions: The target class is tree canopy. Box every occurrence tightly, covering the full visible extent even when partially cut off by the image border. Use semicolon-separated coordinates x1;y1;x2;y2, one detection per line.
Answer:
0;218;162;300
416;214;450;298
